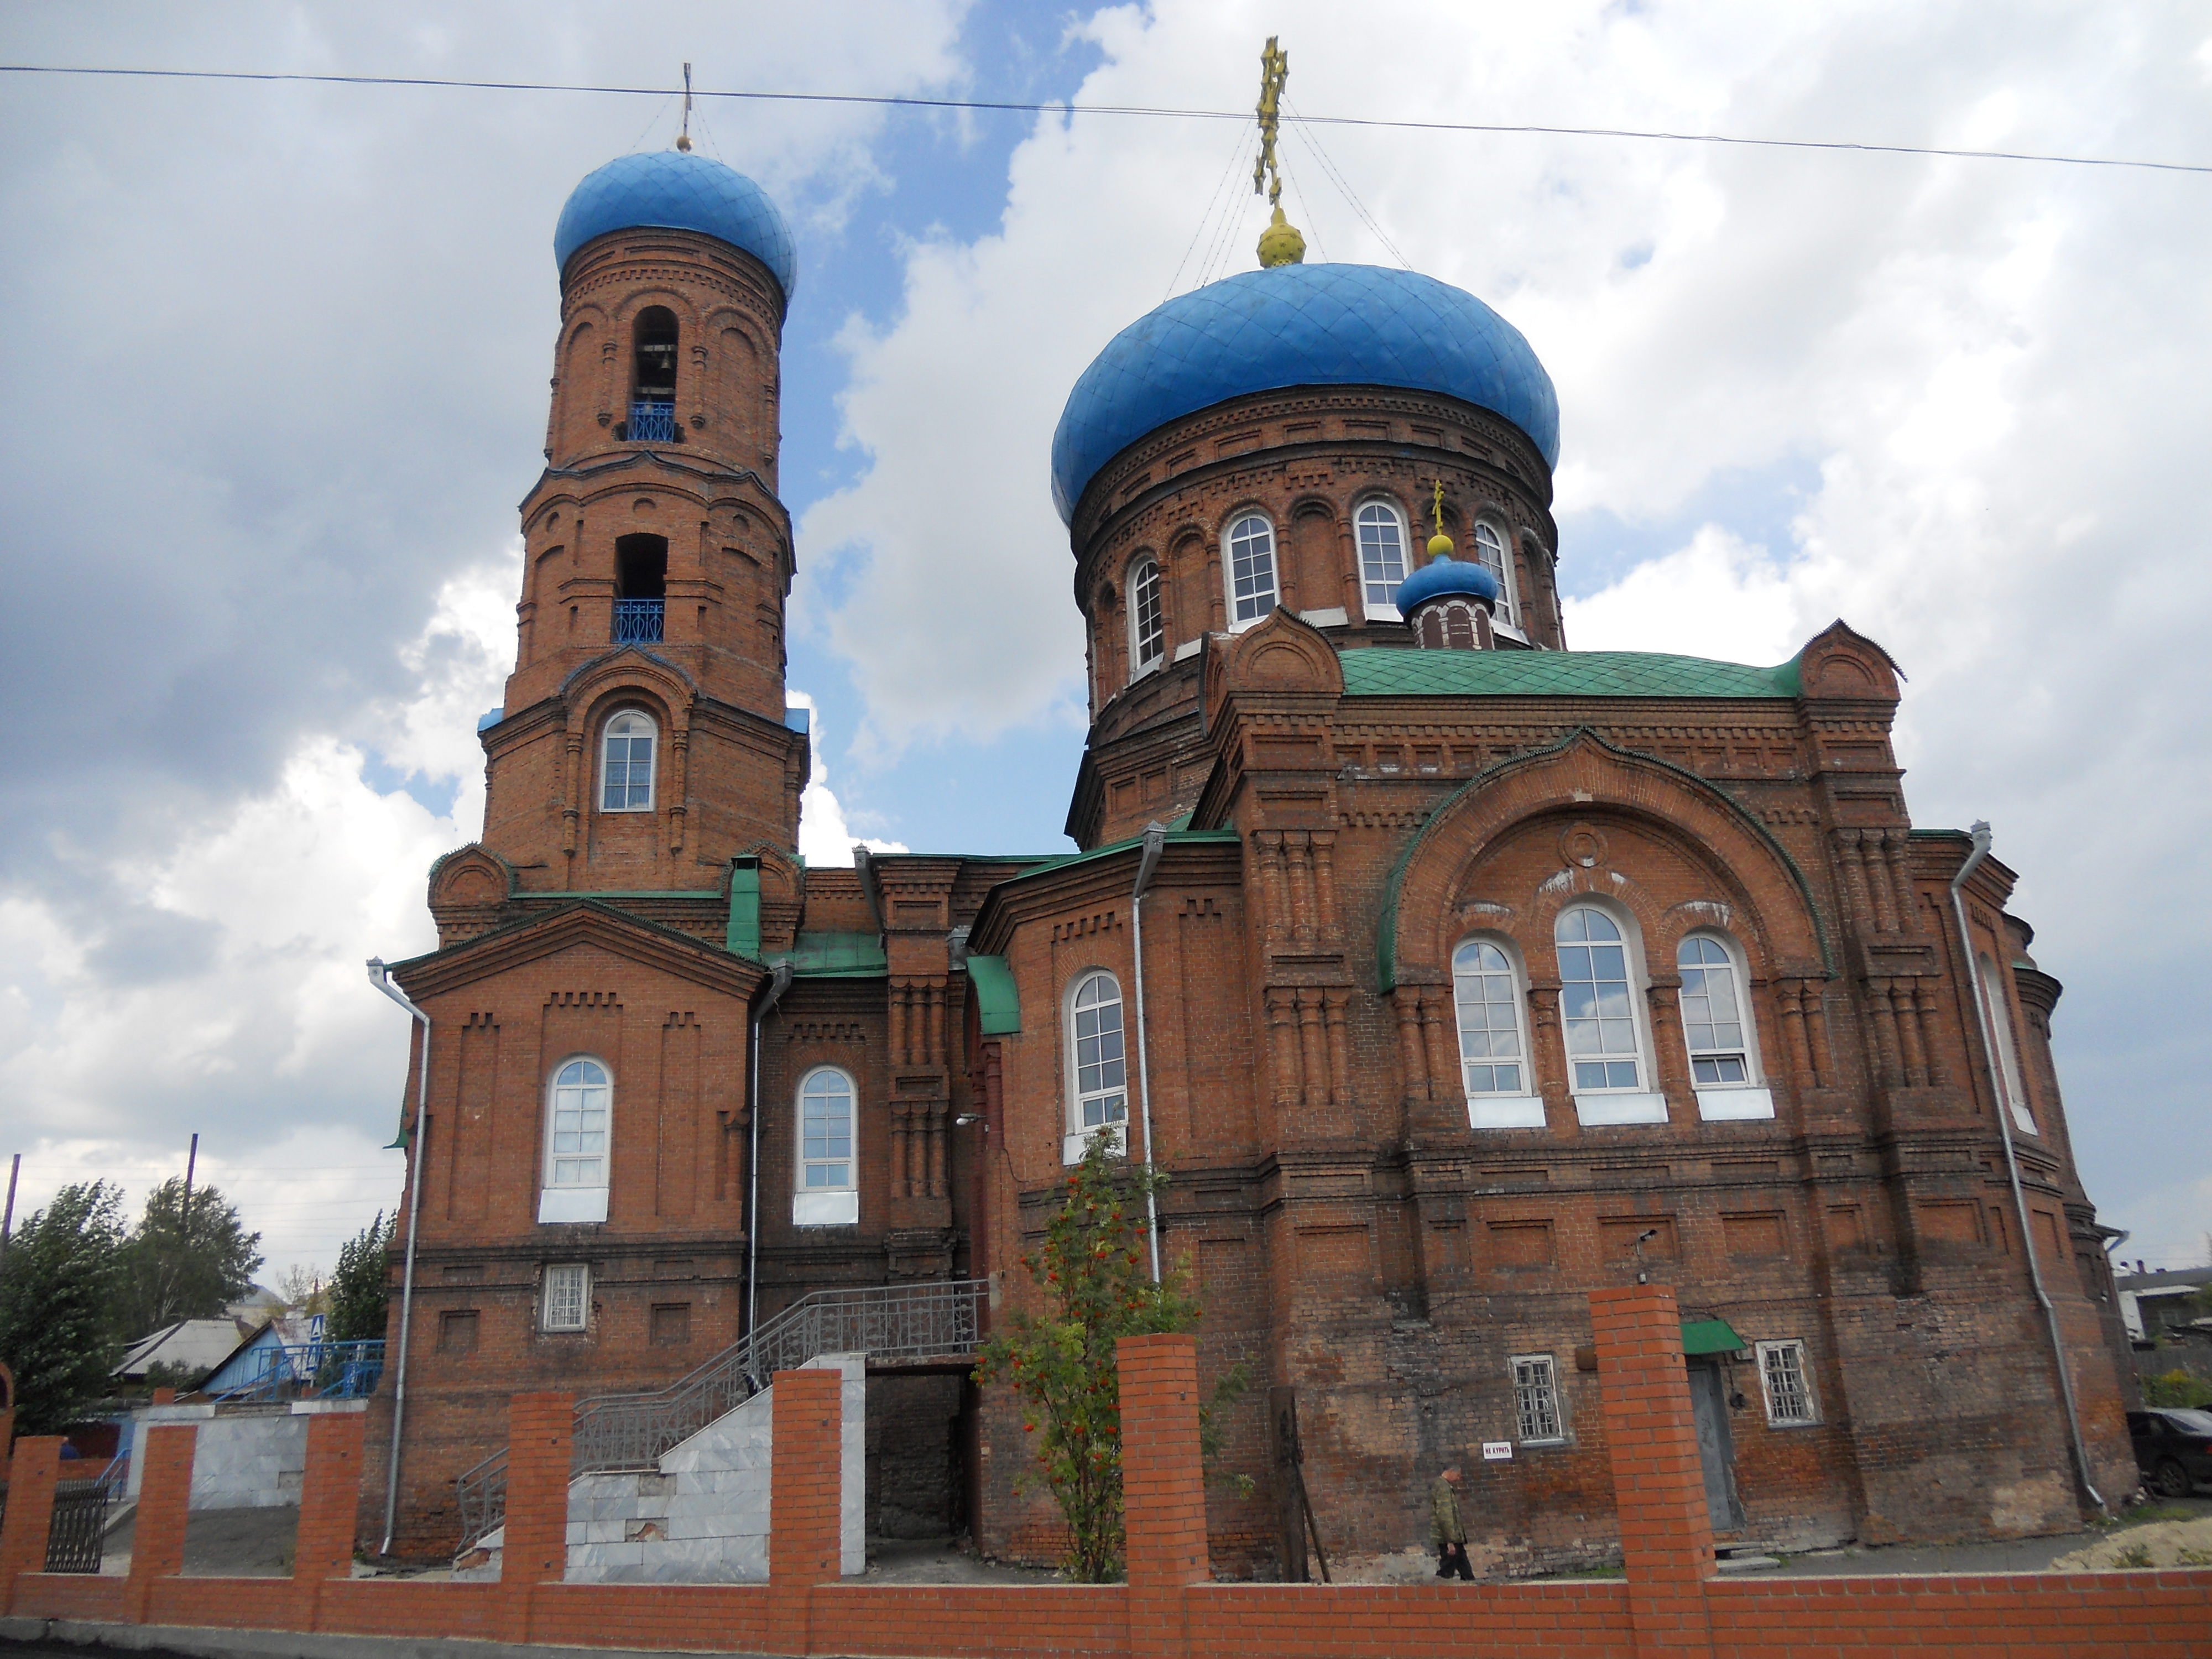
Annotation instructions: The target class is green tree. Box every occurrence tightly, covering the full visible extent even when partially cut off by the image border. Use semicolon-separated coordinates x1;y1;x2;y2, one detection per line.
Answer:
115;1176;263;1339
0;1181;129;1433
327;1212;393;1345
972;1132;1244;1582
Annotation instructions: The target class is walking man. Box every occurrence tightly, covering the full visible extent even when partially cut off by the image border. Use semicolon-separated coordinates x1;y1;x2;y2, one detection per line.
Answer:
1431;1464;1473;1580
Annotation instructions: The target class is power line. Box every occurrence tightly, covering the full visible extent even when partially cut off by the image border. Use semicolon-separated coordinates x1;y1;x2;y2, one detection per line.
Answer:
2;64;2205;177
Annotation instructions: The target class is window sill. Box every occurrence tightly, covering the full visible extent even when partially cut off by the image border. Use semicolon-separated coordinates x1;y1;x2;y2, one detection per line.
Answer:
538;1187;608;1224
1300;605;1350;627
1765;1416;1822;1430
1063;1124;1127;1165
1467;1095;1547;1130
1695;1087;1775;1121
792;1189;858;1227
1360;604;1402;624
1572;1091;1668;1126
598;804;655;815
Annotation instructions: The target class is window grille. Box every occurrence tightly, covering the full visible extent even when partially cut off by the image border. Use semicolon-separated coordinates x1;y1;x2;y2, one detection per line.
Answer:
547;1059;611;1187
1678;936;1751;1085
1452;939;1526;1094
1226;515;1277;624
1511;1353;1563;1442
1071;971;1128;1130
543;1264;589;1332
1759;1340;1817;1425
1356;501;1408;609
800;1068;854;1190
1130;559;1164;671
1557;908;1644;1091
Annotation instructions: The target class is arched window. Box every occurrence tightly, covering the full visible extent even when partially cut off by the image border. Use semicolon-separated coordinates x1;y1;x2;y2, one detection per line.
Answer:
628;307;678;441
1556;907;1663;1123
539;1057;611;1224
1225;513;1278;627
1678;933;1776;1119
1356;501;1409;614
600;711;656;812
794;1066;858;1225
1976;954;2038;1135
1129;557;1165;676
1066;971;1127;1161
1453;939;1544;1129
1472;522;1515;627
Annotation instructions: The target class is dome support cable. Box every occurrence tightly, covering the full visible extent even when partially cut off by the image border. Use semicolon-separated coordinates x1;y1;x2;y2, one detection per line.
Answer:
1289;99;1410;270
1166;117;1256;301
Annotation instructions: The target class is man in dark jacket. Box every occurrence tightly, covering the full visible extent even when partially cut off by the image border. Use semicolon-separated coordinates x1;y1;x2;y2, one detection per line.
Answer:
1430;1464;1473;1580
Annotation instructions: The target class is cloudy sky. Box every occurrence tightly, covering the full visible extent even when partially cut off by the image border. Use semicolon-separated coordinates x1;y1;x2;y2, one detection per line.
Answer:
1;1;2206;1288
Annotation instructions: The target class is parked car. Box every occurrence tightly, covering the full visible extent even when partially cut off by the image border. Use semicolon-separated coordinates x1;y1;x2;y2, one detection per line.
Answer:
2126;1407;2212;1498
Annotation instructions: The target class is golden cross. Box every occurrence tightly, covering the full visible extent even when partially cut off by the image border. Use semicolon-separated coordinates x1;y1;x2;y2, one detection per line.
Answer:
1253;36;1290;207
676;62;694;152
1432;479;1447;538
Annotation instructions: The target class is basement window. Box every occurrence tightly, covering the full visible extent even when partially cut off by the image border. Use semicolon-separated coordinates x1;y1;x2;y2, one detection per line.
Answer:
1511;1353;1564;1443
1757;1340;1818;1426
542;1264;589;1333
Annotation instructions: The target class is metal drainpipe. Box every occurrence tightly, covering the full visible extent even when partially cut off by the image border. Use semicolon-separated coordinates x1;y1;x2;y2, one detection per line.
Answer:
367;958;434;1556
744;961;795;1375
1948;822;2105;1514
1131;821;1167;1283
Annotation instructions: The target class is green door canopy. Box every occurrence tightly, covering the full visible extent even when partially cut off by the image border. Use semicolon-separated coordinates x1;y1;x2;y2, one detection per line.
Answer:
1681;1318;1749;1356
966;953;1020;1035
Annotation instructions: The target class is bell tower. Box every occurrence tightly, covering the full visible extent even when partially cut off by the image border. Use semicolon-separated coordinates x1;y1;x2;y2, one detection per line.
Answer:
479;150;807;890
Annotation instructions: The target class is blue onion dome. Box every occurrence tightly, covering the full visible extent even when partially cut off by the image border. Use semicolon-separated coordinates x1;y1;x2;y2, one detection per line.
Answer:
1050;263;1558;524
555;151;799;302
1395;551;1499;612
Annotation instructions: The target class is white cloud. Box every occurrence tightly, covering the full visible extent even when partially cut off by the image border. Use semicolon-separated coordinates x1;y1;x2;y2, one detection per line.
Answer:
1565;526;1802;666
786;691;910;866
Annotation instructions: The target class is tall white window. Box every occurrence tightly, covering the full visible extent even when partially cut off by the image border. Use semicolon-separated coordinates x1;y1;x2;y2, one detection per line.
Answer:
794;1066;858;1227
1225;513;1277;627
1472;521;1514;626
1065;971;1128;1162
1756;1339;1818;1426
539;1058;611;1224
1355;500;1408;613
542;1264;589;1332
1557;908;1646;1092
1129;557;1164;675
1977;954;2038;1135
1452;940;1528;1095
1511;1354;1564;1443
1678;937;1751;1086
600;711;656;811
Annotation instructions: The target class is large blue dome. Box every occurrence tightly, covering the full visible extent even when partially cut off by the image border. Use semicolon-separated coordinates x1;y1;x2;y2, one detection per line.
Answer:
555;152;798;302
1051;264;1558;524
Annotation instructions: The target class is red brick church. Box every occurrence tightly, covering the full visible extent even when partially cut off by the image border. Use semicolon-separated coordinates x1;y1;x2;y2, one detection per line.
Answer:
361;138;2138;1575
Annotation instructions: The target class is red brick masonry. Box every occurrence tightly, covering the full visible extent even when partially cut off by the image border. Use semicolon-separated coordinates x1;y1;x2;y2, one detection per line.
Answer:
8;1292;2204;1658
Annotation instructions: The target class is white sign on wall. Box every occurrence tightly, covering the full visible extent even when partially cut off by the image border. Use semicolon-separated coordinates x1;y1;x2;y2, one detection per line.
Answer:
1481;1441;1513;1460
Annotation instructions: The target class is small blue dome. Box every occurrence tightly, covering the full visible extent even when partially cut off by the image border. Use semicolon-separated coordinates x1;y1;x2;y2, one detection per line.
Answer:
555;152;798;302
1395;554;1499;612
1051;264;1558;524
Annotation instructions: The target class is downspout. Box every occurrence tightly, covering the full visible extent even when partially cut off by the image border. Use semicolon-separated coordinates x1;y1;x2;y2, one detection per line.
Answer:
743;961;795;1378
1131;821;1167;1283
367;958;433;1556
1948;822;2105;1513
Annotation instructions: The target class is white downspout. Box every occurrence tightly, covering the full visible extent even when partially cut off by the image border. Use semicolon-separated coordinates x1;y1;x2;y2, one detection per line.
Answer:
367;957;434;1556
1948;823;2105;1513
1131;821;1167;1284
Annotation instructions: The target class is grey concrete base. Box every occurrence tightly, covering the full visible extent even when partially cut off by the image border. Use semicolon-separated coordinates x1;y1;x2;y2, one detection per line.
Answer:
0;1615;767;1659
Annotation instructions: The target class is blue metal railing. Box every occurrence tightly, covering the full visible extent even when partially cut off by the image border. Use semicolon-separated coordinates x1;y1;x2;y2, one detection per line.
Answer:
627;400;676;442
614;599;664;644
213;1340;385;1403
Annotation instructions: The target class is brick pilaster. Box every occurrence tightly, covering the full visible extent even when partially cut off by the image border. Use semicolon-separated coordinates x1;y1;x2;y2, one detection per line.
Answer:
768;1367;842;1656
498;1392;572;1644
1590;1285;1714;1659
0;1436;62;1613
1118;1333;1208;1659
125;1423;196;1624
292;1410;366;1627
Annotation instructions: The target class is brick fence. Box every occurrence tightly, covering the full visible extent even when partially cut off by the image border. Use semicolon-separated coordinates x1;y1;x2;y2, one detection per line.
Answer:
4;1287;2203;1658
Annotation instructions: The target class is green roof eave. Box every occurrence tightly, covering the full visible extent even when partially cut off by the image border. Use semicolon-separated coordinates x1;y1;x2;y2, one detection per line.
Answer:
966;953;1020;1034
764;929;888;978
996;826;1240;888
1340;648;1803;701
1681;1317;1750;1355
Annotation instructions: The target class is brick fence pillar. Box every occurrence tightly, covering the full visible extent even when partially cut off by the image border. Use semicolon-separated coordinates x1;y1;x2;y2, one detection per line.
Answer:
1590;1285;1714;1659
1118;1333;1208;1659
292;1410;367;1629
124;1423;197;1624
768;1368;843;1656
0;1436;62;1613
499;1392;573;1645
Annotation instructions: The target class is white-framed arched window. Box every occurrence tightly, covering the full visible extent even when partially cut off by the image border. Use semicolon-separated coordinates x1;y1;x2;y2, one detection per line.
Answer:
1064;970;1128;1163
538;1057;611;1224
1225;513;1278;628
1129;556;1165;677
794;1065;859;1226
1472;521;1516;629
1556;906;1666;1125
1453;937;1545;1129
1355;500;1409;617
600;710;656;812
1976;954;2038;1135
1678;933;1776;1121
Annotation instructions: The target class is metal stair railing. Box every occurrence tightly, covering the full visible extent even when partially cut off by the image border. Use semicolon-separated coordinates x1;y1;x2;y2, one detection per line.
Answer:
453;1277;987;1552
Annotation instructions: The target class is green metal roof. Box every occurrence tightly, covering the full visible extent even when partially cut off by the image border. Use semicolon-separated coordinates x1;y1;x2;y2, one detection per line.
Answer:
1004;825;1241;886
1339;649;1802;700
1681;1317;1750;1356
965;954;1020;1035
767;930;887;978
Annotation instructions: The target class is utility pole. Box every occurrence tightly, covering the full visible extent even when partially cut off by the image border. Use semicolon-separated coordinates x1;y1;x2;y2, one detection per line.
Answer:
0;1152;19;1272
